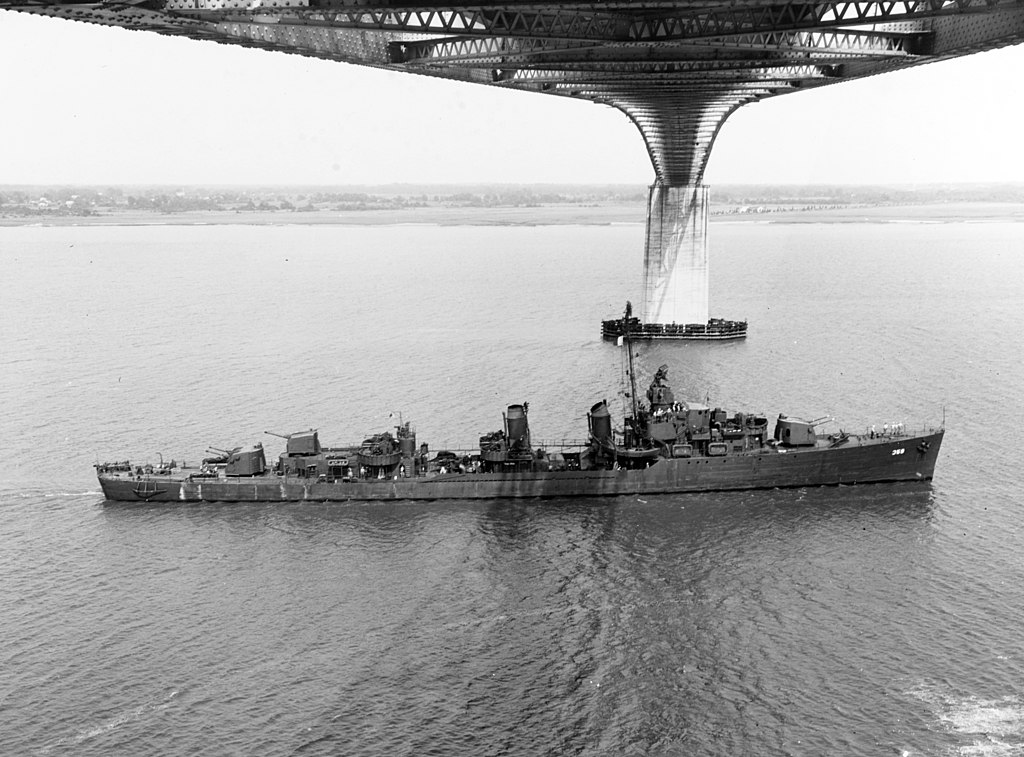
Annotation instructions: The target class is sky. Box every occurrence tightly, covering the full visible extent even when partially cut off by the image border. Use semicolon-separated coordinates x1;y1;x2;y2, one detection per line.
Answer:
1;10;1023;186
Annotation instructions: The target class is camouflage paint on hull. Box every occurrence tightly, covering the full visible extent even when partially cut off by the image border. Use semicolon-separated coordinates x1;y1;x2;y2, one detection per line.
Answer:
98;430;943;503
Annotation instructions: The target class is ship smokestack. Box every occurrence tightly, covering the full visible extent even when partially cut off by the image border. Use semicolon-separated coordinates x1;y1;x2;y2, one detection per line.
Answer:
505;403;531;455
589;400;613;445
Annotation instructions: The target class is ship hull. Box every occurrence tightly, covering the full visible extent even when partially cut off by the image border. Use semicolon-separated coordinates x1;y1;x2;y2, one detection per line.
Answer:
98;431;943;503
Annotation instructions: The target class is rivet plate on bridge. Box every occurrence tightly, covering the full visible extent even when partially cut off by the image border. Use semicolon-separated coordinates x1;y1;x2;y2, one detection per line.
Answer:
164;0;308;10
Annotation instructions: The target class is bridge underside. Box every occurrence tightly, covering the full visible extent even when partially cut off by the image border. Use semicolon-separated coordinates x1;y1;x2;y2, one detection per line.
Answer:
4;0;1023;321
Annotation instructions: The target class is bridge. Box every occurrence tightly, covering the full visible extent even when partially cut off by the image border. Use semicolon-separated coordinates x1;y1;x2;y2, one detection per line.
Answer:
4;0;1023;325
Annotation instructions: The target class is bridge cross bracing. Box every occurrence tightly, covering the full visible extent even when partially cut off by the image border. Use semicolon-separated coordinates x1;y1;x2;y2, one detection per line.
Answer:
4;0;1023;323
7;0;1023;186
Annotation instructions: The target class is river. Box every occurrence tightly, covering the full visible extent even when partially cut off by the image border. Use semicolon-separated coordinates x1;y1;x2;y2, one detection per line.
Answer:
1;216;1022;755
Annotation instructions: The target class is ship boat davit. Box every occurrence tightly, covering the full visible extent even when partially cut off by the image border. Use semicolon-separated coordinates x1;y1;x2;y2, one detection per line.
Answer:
96;313;943;503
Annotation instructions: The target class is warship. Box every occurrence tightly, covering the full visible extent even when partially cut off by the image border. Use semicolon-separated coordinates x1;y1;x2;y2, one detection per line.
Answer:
96;309;943;503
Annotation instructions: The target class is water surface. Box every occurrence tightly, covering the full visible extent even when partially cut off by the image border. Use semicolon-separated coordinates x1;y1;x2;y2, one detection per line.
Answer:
1;218;1022;755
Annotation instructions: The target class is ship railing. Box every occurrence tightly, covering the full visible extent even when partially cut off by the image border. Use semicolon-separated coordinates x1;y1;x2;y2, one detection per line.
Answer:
602;320;748;338
425;439;591;455
535;438;591;449
859;422;944;439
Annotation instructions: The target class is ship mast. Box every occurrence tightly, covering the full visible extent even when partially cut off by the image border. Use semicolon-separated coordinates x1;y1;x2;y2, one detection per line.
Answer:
623;302;640;424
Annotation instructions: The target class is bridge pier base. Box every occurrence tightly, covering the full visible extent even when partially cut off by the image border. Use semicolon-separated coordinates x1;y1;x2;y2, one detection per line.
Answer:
640;184;709;326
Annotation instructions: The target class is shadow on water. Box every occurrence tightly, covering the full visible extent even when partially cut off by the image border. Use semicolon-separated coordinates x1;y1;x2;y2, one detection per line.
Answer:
96;481;938;558
105;483;938;757
43;490;992;757
476;497;619;550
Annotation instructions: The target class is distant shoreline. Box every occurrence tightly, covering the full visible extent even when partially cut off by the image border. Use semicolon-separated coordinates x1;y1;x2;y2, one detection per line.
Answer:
0;203;643;228
3;201;1023;228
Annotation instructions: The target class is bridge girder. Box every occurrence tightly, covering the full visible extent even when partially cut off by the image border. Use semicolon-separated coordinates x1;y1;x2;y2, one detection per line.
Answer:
3;0;1023;184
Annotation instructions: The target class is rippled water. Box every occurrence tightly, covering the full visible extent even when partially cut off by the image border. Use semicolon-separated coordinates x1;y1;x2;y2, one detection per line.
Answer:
1;218;1022;755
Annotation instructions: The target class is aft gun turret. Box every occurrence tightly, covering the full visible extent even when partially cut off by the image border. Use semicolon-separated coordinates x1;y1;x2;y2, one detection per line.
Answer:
266;429;321;456
225;443;266;477
267;430;324;478
204;443;266;476
203;446;235;465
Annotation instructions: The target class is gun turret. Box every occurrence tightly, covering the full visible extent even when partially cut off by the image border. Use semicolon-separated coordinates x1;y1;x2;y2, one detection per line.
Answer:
266;429;321;456
203;446;236;465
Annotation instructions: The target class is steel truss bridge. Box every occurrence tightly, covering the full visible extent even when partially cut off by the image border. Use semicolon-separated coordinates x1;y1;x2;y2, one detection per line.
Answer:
4;0;1023;186
4;0;1022;324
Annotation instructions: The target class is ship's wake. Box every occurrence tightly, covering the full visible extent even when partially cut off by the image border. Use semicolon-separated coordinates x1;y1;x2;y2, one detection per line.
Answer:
38;690;179;755
908;682;1024;756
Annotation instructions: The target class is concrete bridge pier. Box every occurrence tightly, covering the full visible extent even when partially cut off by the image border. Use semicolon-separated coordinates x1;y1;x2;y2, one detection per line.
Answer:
640;184;710;326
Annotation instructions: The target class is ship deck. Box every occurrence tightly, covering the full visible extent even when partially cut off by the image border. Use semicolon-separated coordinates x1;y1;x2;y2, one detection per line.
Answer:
97;429;943;503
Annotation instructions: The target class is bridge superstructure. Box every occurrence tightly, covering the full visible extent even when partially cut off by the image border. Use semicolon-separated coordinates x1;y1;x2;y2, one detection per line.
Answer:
5;0;1023;323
